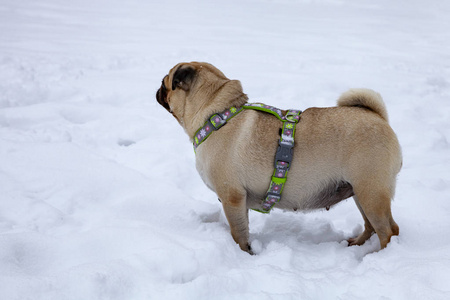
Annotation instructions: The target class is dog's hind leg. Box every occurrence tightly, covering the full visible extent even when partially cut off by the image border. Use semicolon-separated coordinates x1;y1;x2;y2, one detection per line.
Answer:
220;189;253;254
348;195;375;246
351;183;399;249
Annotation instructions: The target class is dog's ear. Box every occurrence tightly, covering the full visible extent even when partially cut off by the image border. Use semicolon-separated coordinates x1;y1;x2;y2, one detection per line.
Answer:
172;65;196;91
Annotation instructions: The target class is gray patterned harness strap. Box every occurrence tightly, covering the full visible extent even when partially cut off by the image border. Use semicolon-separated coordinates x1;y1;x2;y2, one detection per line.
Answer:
193;103;302;213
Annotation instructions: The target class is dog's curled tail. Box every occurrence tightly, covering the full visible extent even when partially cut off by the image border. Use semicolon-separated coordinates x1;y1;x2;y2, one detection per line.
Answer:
337;88;389;122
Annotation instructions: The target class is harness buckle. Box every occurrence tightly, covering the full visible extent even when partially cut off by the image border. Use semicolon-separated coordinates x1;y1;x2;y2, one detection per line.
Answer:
285;110;302;123
210;113;226;130
274;141;293;168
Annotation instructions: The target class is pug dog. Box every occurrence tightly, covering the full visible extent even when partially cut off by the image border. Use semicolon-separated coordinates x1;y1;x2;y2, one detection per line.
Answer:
156;62;402;254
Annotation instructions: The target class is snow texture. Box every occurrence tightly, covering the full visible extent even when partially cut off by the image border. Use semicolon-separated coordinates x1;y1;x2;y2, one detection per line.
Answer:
1;0;450;299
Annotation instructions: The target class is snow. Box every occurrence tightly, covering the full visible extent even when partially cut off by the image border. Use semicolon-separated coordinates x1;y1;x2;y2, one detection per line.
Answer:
1;0;450;299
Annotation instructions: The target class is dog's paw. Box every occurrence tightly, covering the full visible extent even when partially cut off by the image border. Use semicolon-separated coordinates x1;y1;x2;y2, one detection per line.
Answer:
347;236;368;246
242;243;254;255
347;237;358;246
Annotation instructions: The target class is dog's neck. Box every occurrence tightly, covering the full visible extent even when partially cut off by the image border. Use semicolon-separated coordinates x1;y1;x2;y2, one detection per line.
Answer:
183;81;249;140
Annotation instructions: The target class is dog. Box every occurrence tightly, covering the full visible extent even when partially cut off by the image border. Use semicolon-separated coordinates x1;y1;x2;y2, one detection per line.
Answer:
156;62;402;253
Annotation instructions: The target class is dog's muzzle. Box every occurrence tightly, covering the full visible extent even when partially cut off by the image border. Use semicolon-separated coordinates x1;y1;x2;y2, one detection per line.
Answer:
156;81;170;112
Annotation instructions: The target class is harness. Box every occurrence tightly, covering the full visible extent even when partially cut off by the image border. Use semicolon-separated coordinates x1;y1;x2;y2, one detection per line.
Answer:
193;103;302;213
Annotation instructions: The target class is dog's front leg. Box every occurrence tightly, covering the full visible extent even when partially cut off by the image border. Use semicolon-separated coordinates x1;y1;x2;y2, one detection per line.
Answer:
220;190;252;254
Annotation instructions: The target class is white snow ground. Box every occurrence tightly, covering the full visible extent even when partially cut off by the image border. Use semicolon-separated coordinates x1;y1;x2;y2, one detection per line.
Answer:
1;0;450;299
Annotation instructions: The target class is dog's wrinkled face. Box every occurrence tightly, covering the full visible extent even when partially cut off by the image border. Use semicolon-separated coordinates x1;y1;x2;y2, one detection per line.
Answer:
155;63;198;124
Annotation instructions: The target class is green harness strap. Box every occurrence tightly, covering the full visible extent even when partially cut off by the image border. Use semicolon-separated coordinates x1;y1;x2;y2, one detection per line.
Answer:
193;103;302;213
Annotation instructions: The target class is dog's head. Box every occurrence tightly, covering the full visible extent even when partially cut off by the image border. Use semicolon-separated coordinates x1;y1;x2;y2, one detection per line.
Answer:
156;63;196;113
156;62;248;135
